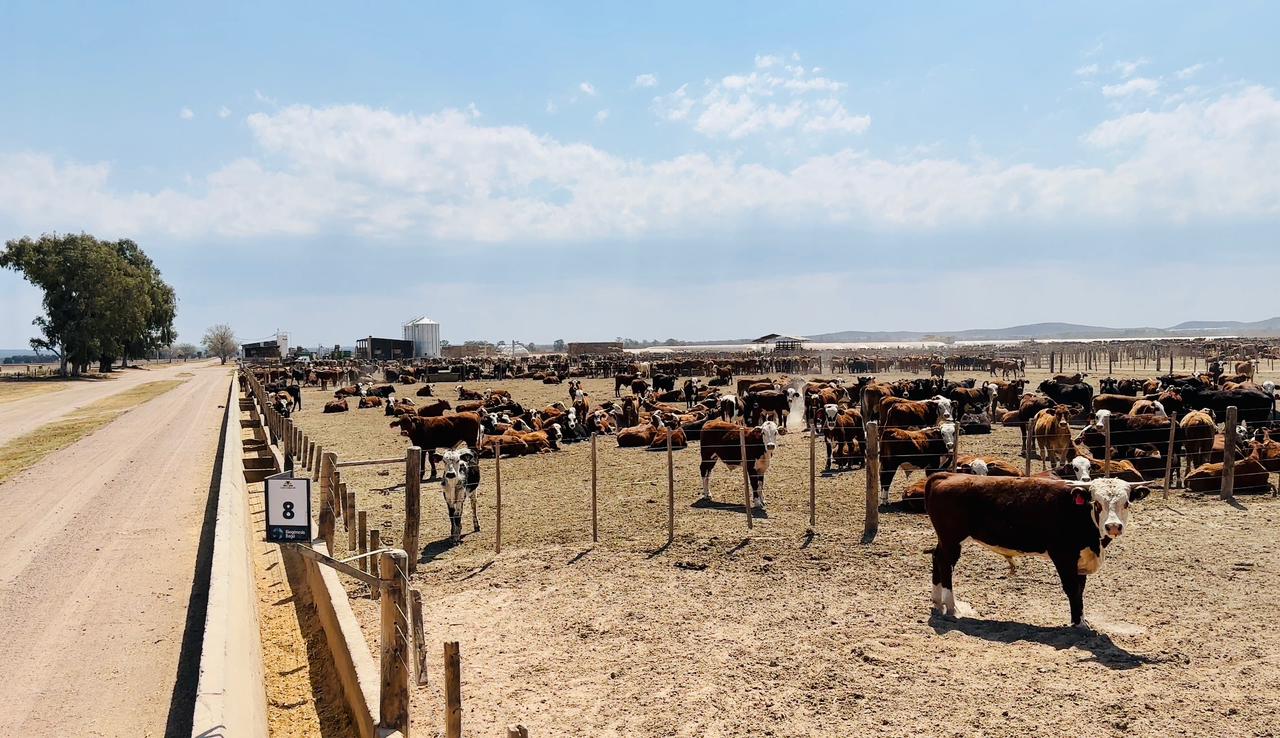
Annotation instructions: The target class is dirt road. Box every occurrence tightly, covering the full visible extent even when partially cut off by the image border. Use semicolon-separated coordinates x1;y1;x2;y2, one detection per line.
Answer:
0;363;230;737
0;360;217;447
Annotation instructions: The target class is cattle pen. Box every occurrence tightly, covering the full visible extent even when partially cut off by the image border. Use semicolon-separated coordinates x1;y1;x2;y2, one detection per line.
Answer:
246;357;1280;737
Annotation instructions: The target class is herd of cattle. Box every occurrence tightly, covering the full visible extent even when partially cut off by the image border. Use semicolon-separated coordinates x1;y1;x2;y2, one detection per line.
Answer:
247;357;1279;627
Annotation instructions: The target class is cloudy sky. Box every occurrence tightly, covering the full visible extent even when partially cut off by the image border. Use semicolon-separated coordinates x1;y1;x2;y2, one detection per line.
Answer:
2;1;1278;348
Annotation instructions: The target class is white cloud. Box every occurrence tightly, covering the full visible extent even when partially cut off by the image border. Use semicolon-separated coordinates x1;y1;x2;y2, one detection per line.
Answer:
579;81;596;96
1;85;1277;242
179;107;195;120
1102;77;1160;98
1175;63;1204;80
1114;58;1149;78
1075;63;1100;77
254;89;277;105
653;55;867;139
633;74;657;88
217;106;232;119
545;99;558;114
594;109;610;123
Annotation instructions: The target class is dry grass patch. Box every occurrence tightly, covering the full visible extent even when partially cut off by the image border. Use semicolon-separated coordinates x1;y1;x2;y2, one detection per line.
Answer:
0;381;69;405
0;379;185;483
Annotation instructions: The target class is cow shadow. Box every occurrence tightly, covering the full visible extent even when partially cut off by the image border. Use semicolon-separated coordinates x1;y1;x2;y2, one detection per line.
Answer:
690;497;769;519
418;535;465;565
929;615;1153;670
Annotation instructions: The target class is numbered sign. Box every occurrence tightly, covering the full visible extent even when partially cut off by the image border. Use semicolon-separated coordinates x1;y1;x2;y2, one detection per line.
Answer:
265;471;311;543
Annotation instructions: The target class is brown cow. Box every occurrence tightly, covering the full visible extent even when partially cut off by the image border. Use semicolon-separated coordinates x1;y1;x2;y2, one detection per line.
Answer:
1093;394;1141;415
417;400;452;417
358;396;384;409
1186;456;1272;494
877;424;957;502
1031;405;1074;468
698;420;780;509
925;474;1150;626
323;398;349;413
390;413;483;478
1178;409;1216;473
650;425;688;450
881;396;954;429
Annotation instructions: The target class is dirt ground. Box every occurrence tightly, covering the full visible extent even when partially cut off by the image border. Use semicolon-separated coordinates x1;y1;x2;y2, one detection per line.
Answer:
287;360;1280;737
0;364;227;736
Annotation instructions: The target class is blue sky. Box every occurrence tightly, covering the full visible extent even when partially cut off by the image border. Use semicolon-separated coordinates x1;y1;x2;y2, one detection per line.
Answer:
2;1;1278;348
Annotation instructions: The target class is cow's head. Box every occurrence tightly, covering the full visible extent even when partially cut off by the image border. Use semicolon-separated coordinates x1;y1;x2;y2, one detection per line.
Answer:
1071;455;1092;481
939;421;957;451
437;444;476;541
758;420;779;451
1265;381;1275;396
1069;478;1150;540
823;403;840;422
1094;408;1112;428
962;458;989;476
930;395;954;420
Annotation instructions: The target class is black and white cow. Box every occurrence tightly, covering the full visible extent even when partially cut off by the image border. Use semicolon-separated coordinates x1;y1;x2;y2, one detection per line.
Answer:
432;444;481;542
924;473;1150;627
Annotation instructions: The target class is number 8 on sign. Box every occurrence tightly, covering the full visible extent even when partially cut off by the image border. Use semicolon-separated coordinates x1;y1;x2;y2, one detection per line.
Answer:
265;472;311;543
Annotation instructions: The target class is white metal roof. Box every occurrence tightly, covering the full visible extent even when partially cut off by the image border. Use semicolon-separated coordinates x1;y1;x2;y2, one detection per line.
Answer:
404;316;439;326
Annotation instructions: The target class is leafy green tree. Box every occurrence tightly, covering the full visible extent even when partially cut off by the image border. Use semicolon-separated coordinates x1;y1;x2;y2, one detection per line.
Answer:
553;339;566;352
1;233;177;376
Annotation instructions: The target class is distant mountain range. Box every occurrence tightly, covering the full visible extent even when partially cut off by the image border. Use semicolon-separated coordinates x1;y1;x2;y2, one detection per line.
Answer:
804;317;1280;343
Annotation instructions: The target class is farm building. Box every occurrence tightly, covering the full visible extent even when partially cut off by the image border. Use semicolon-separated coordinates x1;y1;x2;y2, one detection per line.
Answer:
355;336;414;361
242;339;282;360
402;316;441;358
752;333;809;352
568;341;625;357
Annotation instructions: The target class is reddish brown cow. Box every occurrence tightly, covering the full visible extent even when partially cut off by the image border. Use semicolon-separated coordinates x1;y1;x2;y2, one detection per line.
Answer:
390;413;483;478
323;398;349;413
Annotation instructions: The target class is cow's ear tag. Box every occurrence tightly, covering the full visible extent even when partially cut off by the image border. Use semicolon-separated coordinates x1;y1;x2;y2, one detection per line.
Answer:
1074;491;1087;505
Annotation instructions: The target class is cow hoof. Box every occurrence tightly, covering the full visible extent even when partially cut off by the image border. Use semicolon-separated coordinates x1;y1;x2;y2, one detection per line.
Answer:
1074;619;1095;632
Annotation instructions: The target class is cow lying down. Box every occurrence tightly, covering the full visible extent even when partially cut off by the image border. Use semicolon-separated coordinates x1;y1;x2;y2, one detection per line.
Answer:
925;473;1150;628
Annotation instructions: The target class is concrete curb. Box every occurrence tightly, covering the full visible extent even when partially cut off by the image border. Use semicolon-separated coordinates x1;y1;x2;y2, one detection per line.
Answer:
191;376;269;736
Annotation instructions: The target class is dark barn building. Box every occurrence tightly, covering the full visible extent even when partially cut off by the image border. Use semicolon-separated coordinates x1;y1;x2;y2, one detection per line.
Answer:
356;336;414;361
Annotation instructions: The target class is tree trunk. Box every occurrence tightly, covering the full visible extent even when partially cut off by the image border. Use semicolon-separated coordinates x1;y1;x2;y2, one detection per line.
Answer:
219;355;228;364
99;356;114;373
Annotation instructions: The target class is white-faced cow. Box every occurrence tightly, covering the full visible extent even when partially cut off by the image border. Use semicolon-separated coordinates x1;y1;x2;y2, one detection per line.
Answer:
924;473;1150;627
432;444;480;542
698;420;780;510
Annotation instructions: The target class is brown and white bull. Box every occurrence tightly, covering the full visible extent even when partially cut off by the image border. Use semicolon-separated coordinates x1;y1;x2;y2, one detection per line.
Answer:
925;473;1150;627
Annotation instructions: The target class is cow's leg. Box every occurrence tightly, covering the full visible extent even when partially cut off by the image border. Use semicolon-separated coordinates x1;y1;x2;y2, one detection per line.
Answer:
824;437;833;469
932;539;962;617
750;473;765;509
699;459;715;500
879;462;897;504
470;490;480;532
424;448;436;480
1051;552;1088;627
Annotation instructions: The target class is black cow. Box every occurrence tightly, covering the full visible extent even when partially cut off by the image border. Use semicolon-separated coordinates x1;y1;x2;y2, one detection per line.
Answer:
1038;379;1094;414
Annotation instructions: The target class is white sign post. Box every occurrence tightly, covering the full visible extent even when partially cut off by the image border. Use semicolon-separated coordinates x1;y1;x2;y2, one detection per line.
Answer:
265;471;312;543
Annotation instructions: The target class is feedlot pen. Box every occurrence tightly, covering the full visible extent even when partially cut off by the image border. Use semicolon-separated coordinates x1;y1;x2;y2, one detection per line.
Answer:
287;367;1280;737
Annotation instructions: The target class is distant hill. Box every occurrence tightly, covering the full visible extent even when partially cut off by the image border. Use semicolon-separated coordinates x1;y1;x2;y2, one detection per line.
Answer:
805;317;1280;343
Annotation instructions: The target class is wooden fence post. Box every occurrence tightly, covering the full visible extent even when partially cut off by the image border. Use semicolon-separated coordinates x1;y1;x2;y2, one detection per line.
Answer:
1103;413;1113;478
379;550;410;735
346;490;356;551
312;445;326;482
444;641;462;738
666;429;675;544
369;530;381;600
1221;406;1238;501
495;442;503;554
404;447;421;573
358;511;368;573
590;433;598;543
863;421;880;542
1163;413;1178;498
808;427;816;533
740;426;752;531
410;589;428;687
319;497;335;552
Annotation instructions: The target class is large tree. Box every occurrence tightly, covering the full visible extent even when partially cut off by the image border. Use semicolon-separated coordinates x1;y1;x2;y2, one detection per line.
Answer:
203;324;239;364
0;233;177;376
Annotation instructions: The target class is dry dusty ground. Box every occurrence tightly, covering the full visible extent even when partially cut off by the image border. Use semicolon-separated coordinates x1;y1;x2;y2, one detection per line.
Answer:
0;364;227;737
287;362;1280;737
